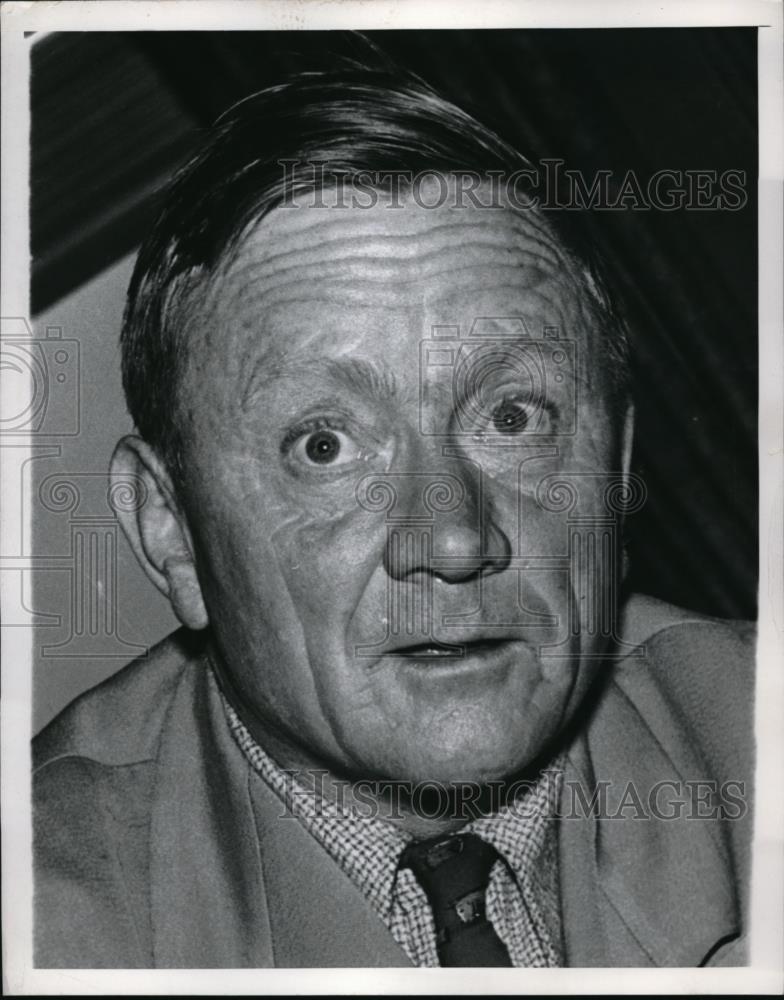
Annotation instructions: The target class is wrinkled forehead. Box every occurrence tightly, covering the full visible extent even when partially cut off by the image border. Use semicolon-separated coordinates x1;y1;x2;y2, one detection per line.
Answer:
183;187;604;384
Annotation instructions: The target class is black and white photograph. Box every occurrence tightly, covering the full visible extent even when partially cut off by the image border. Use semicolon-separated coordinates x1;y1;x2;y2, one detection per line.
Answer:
1;0;782;993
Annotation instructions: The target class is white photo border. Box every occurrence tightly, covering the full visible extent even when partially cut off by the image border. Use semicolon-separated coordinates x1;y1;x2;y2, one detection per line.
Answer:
2;1;782;994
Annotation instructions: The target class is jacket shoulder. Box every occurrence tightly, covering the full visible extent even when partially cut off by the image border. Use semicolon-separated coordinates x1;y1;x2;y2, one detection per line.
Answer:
34;627;207;769
615;593;756;907
33;628;207;967
34;755;156;967
617;593;756;781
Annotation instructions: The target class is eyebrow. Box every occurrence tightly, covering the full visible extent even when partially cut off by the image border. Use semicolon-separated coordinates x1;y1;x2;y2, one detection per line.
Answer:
241;354;402;411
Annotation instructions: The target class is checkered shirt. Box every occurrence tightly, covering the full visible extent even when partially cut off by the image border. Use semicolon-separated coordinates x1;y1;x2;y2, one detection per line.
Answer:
223;696;564;967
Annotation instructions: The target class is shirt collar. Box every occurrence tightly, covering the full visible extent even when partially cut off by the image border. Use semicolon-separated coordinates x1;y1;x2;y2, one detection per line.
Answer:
221;693;563;920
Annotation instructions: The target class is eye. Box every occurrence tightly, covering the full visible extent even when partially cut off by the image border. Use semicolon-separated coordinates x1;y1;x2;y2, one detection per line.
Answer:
289;426;362;468
491;399;530;434
305;429;341;464
468;393;549;444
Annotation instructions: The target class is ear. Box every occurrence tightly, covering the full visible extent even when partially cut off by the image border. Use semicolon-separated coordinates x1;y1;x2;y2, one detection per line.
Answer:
619;401;636;582
620;401;635;477
110;435;209;631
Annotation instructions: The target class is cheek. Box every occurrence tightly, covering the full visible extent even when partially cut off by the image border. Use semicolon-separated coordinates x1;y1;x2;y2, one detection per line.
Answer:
186;488;388;753
265;505;383;627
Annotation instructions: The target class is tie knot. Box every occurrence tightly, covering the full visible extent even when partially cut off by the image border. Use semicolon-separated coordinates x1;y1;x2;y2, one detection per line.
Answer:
399;832;512;965
400;832;502;913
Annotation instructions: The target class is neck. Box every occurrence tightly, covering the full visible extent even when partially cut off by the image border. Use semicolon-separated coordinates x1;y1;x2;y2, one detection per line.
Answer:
209;644;562;840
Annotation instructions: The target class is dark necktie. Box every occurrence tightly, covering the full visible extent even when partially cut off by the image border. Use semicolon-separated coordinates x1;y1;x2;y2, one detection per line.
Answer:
400;832;513;967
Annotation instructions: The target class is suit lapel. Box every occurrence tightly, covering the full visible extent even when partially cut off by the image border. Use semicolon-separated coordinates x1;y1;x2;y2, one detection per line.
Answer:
559;663;741;967
149;652;410;968
558;734;612;966
148;661;275;967
248;774;413;967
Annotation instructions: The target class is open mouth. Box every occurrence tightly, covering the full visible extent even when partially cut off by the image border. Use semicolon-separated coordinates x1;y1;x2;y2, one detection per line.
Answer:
391;638;513;659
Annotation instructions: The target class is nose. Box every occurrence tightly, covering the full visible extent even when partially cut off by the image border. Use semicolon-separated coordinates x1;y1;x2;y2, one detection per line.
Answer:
380;459;512;584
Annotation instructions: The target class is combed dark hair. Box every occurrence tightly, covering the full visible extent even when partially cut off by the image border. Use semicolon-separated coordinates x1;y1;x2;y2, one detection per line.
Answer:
121;68;630;484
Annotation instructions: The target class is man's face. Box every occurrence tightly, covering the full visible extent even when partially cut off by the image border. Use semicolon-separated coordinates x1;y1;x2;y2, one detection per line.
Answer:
175;187;627;785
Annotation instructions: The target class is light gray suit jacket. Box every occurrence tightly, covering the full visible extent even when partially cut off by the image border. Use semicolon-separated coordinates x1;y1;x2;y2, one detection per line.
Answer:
33;593;755;967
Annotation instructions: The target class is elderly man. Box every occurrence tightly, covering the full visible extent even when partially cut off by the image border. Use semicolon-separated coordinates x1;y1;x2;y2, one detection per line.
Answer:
33;69;755;968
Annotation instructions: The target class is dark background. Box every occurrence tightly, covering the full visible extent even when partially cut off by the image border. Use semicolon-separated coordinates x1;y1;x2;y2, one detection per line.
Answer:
31;28;758;620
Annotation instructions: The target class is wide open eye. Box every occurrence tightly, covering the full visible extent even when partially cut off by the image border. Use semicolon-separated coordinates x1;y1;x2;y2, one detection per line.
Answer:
304;429;341;464
289;426;363;468
491;399;530;435
466;391;555;449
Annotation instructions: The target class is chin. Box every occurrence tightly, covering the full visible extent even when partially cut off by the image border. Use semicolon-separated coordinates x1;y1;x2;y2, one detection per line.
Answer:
380;734;549;788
